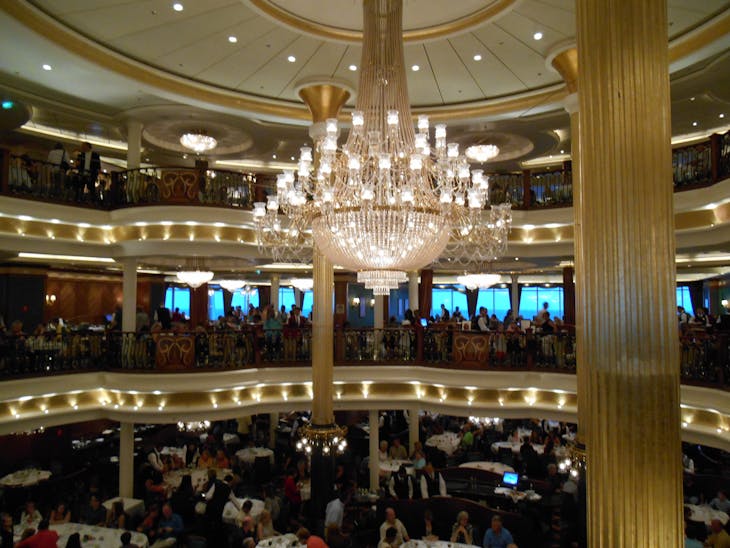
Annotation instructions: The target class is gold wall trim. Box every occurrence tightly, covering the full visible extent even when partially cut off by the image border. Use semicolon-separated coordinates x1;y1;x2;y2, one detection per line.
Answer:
248;0;519;43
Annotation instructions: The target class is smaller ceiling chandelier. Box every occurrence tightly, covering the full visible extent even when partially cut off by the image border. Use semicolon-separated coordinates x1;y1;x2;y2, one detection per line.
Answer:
457;273;501;290
180;131;217;153
176;269;214;288
469;416;501;427
216;279;246;292
357;270;407;295
290;278;313;292
177;420;210;433
465;144;500;163
295;424;348;455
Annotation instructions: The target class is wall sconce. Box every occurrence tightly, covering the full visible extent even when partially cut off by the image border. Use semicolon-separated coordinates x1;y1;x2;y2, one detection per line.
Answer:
45;294;56;306
351;296;361;308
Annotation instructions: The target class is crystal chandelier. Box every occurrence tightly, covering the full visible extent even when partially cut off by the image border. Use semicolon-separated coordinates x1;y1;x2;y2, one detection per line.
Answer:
216;279;246;292
442;203;512;266
290;278;314;292
253;0;511;294
177;420;210;433
180;131;217;153
295;424;348;455
465;144;500;163
457;273;501;290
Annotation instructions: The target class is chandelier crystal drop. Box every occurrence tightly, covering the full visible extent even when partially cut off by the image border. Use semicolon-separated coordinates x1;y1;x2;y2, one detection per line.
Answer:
253;0;512;286
180;132;217;153
457;273;501;290
465;144;500;163
176;269;214;288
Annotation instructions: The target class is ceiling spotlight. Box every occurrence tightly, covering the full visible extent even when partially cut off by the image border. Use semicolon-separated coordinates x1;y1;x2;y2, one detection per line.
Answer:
272;154;277;159
173;3;184;11
287;55;296;63
42;64;52;71
228;36;238;43
692;121;698;127
720;113;725;119
473;54;482;61
533;31;543;40
349;64;357;71
411;64;420;71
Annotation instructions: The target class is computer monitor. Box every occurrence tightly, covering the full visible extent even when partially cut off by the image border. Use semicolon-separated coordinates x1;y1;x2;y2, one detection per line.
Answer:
502;472;519;486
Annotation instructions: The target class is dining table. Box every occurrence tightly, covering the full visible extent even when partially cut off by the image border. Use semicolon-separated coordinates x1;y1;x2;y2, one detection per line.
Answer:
162;467;232;493
14;522;149;548
425;432;462;456
102;497;145;519
685;503;729;525
256;533;304;548
236;446;275;465
376;459;415;476
402;540;478;548
0;468;51;487
221;497;265;525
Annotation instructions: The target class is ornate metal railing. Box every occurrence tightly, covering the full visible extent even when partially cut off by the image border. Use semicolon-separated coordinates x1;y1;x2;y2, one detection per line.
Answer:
2;130;728;211
0;327;726;389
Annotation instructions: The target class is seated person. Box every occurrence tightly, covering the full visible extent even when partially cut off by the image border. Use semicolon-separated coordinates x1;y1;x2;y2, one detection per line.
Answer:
83;495;107;526
379;440;389;462
411;448;426;470
20;500;42;529
388;438;408;460
49;501;71;524
482;515;515;548
137;505;161;543
421;509;438;541
297;527;327;548
0;513;14;548
120;531;140;548
710;490;730;513
235;499;255;527
152;502;183;548
706;518;730;548
256;509;278;540
379;526;399;548
198;449;214;468
450;511;473;545
215;448;231;469
15;520;58;548
379;507;409;547
106;500;129;530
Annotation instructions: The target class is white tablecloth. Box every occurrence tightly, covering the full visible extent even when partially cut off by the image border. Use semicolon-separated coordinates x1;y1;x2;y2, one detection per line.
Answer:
103;497;145;518
375;459;415;476
0;468;51;487
685;504;729;525
236;447;275;465
494;486;542;502
459;461;515;474
426;432;461;455
257;533;303;548
402;540;478;548
221;498;265;525
14;523;148;548
161;446;186;460
491;441;545;455
163;467;232;493
199;433;240;445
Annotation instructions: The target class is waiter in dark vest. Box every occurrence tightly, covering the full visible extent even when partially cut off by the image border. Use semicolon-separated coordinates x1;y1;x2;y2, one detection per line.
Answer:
419;461;447;499
202;468;230;546
388;465;414;499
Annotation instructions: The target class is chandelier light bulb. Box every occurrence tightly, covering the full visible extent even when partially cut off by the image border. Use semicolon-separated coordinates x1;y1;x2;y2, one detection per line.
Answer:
387;110;399;126
418;115;430;132
326;118;338;134
352;111;364;127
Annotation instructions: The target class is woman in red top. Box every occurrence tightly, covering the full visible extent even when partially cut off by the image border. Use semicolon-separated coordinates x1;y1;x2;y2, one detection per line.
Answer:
284;467;302;518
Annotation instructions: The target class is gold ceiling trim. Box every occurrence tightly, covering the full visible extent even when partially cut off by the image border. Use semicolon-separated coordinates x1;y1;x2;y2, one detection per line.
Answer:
248;0;518;43
669;10;730;63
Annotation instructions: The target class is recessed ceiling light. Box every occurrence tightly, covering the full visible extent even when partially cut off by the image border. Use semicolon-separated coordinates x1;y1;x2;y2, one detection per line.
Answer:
172;3;184;11
42;64;52;71
560;149;565;154
290;156;295;161
720;113;725;119
272;154;277;159
287;55;296;63
348;64;357;71
411;64;420;71
533;31;543;40
228;36;238;43
473;54;482;61
692;121;698;127
690;96;695;101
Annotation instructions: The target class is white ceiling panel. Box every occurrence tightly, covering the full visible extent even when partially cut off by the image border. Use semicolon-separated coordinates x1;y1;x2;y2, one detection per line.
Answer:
423;40;484;103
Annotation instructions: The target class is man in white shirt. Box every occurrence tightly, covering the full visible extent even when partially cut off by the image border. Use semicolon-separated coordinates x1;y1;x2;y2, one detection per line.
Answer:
148;445;164;472
325;492;346;530
379;507;409;547
477;307;490;331
420;462;447;499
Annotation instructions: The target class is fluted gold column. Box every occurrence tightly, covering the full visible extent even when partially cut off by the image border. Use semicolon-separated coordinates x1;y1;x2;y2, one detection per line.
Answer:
298;84;350;426
576;1;682;546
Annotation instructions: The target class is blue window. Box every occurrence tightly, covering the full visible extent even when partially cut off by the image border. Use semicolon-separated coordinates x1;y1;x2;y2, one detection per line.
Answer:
476;288;512;321
301;291;313;319
676;286;694;317
518;286;564;321
431;287;467;319
164;286;190;318
208;288;224;320
231;288;259;312
279;287;296;312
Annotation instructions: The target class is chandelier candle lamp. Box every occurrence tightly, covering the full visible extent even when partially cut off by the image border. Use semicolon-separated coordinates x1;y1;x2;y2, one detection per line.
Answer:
253;0;512;294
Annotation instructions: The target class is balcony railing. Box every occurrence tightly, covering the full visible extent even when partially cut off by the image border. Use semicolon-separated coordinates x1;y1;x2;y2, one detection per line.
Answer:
1;130;728;212
0;326;727;390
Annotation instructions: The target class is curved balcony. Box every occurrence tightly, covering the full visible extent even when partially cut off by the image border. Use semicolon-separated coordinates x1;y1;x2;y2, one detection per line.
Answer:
0;326;728;451
2;129;728;212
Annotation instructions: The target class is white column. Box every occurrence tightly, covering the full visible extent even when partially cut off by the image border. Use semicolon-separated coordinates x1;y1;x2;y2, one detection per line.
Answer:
408;271;419;313
126;120;143;170
119;421;134;498
369;409;379;492
374;295;385;329
122;258;137;332
510;274;519;317
270;275;280;311
408;405;419;454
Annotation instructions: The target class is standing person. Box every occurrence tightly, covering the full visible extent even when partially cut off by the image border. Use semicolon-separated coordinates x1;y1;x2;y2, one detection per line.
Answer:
75;142;100;202
154;302;172;330
202;469;230;547
419;462;447;499
46;142;69;197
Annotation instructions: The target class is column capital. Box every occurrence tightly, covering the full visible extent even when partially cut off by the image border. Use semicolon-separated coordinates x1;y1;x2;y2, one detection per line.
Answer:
298;83;351;123
546;42;578;94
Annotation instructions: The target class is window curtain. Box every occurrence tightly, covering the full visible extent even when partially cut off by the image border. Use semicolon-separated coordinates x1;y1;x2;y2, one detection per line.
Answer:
466;288;479;318
686;282;703;313
259;285;271;308
516;285;523;316
418;269;433;319
296;288;305;309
